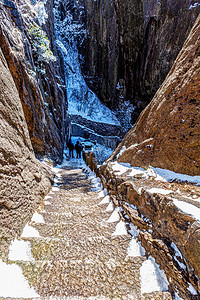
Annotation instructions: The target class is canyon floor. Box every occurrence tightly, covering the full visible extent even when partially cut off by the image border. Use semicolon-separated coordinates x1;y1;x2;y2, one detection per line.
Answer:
0;158;172;299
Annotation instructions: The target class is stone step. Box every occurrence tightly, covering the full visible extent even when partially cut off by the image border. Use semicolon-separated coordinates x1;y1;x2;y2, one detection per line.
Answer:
19;235;132;262
14;258;143;299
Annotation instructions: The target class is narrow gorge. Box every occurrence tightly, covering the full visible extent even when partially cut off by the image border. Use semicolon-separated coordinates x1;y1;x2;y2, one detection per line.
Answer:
0;0;200;299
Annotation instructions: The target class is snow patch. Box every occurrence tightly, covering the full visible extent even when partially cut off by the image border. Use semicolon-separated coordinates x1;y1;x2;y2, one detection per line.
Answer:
106;201;114;212
107;207;120;223
98;195;110;205
140;256;169;294
9;239;34;262
98;189;107;198
0;259;39;298
127;238;145;257
52;186;60;192
112;220;127;236
173;199;200;222
187;283;198;295
147;188;173;195
21;224;41;238
152;167;200;185
31;211;45;224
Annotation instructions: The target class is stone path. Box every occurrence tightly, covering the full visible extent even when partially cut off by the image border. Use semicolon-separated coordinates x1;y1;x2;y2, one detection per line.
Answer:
1;158;172;299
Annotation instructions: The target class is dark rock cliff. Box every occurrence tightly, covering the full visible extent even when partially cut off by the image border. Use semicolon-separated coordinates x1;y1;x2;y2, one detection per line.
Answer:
81;0;200;121
0;0;68;161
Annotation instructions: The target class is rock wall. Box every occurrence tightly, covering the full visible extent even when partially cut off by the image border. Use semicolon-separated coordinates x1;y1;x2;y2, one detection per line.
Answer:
112;14;200;176
82;0;200;121
0;0;69;256
0;0;68;161
0;47;53;258
84;151;200;298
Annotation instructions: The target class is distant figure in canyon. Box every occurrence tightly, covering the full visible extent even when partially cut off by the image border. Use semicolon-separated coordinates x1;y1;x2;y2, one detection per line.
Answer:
67;138;74;158
75;141;83;158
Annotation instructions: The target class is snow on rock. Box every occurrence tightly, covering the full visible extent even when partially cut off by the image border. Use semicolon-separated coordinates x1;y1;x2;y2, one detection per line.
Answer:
98;195;110;205
174;292;184;300
173;199;200;222
31;211;45;224
8;239;34;262
127;238;145;257
140;256;169;294
98;189;108;198
111;162;145;177
34;0;48;25
187;283;198;295
106;201;114;212
112;220;128;236
21;224;41;238
128;223;139;238
55;40;120;126
152;167;200;185
147;188;173;195
0;259;39;298
52;187;60;192
111;162;130;175
107;207;120;223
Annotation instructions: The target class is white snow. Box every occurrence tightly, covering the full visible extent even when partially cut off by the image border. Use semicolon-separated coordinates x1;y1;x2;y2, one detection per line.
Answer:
34;1;48;25
140;256;169;294
173;199;200;222
106;201;114;212
55;40;120;126
44;200;51;205
98;189;107;198
171;242;183;259
187;283;198;295
128;223;139;238
112;220;128;236
111;162;130;175
31;211;45;224
147;188;173;195
21;224;41;238
174;292;184;300
152;167;200;185
111;162;145;177
127;238;145;257
107;207;120;223
111;164;200;186
189;2;200;9
116;145;127;159
0;259;39;298
8;239;34;262
52;186;60;192
98;195;110;205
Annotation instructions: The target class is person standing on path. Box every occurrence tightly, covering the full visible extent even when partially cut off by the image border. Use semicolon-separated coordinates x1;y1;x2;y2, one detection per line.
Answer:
67;138;74;158
75;141;83;158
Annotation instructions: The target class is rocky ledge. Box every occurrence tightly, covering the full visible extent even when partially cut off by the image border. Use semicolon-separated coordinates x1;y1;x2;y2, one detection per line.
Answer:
84;152;200;299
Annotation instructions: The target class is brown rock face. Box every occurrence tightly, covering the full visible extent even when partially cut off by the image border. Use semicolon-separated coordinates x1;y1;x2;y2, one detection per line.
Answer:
85;152;200;297
113;15;200;176
81;0;200;121
0;48;53;257
0;0;67;161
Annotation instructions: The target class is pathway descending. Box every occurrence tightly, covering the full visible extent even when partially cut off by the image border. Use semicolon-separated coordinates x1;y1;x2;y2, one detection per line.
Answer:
1;158;172;300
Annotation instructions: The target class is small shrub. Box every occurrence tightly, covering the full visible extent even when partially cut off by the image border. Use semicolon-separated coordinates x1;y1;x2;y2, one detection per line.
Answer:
28;22;56;63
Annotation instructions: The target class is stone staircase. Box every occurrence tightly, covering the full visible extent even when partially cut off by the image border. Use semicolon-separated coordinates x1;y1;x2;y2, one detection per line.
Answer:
1;159;172;299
